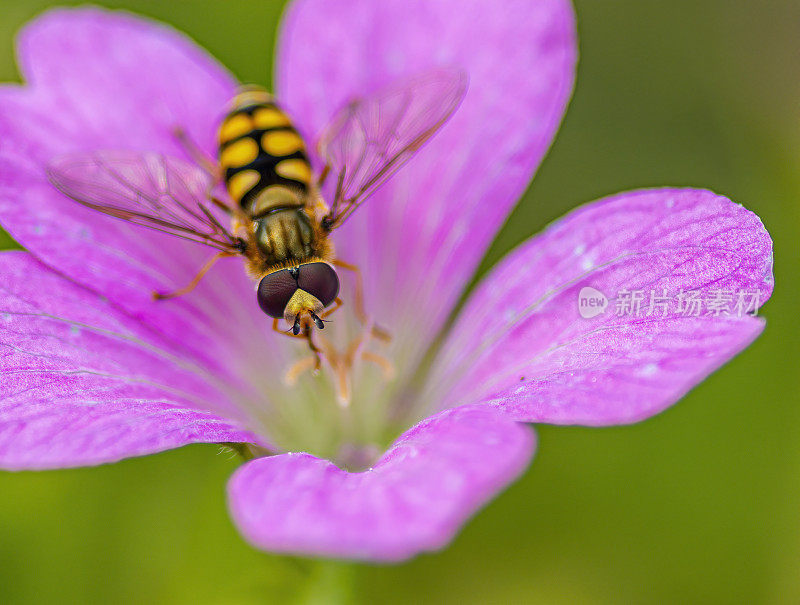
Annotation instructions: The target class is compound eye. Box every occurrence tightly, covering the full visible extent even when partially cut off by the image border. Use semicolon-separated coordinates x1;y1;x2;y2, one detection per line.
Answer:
297;262;340;307
257;269;298;318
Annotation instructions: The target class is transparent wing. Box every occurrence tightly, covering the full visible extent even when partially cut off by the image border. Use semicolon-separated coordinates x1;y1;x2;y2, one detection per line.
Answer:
47;150;242;252
317;67;468;229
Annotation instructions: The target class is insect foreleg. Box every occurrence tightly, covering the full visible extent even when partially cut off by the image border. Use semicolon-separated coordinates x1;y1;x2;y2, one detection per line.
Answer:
272;318;323;372
271;317;304;340
153;250;233;300
320;297;343;319
305;330;322;372
332;259;392;342
332;259;366;322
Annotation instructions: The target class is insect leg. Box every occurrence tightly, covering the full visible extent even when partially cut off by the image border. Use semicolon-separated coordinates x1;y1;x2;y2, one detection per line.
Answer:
271;318;323;371
331;259;392;342
331;259;366;322
271;317;306;340
323;296;390;342
320;297;343;319
153;251;233;300
305;328;322;372
317;162;331;188
172;126;219;177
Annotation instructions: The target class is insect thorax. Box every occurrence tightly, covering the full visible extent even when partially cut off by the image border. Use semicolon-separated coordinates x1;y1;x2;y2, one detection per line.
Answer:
253;208;316;268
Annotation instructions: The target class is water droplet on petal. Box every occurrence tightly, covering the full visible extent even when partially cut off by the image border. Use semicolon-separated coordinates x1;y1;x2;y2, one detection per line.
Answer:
639;362;659;377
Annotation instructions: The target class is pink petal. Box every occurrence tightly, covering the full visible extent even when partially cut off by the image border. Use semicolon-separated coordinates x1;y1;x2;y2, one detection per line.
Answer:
227;405;534;561
277;0;577;377
0;252;257;470
428;188;773;424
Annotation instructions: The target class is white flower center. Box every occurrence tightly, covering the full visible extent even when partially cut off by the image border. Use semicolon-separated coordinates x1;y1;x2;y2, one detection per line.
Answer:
232;305;425;471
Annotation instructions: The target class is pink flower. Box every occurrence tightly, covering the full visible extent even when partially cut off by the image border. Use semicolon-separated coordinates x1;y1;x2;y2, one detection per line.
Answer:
0;1;772;562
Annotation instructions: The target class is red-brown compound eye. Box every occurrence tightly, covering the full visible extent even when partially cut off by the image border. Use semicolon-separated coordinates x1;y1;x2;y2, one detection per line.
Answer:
257;269;298;318
297;262;340;308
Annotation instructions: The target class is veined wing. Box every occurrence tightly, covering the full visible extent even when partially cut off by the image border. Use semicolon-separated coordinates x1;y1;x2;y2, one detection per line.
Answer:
47;150;242;252
317;68;468;229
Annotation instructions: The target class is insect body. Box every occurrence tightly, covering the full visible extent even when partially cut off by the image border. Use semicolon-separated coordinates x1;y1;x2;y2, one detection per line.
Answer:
47;68;468;358
217;88;337;333
219;88;320;266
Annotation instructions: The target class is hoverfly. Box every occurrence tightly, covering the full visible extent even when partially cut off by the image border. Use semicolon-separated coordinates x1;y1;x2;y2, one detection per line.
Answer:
47;69;467;365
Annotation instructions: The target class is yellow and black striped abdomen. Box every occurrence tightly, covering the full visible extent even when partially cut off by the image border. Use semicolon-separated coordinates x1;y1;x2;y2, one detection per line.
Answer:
217;88;313;210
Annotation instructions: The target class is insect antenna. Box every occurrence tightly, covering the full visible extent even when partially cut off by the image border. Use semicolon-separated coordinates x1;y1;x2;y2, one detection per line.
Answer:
310;312;325;330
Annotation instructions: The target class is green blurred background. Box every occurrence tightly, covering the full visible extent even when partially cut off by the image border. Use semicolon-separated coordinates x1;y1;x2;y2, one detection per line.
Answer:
1;1;798;603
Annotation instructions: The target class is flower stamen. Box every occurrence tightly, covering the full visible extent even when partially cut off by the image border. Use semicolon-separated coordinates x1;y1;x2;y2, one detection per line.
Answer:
281;320;396;409
283;356;318;385
362;351;395;380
